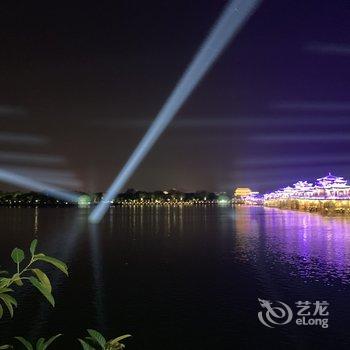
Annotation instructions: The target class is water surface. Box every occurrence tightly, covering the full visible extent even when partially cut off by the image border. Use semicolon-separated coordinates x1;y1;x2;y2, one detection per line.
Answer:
1;206;350;349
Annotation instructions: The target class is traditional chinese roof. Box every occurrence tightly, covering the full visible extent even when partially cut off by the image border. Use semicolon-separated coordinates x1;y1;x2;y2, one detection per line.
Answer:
293;181;314;189
316;173;348;187
317;173;342;182
262;173;350;200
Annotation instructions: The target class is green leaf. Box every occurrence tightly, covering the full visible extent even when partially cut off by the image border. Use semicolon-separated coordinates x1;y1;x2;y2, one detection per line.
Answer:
31;269;52;293
34;254;68;276
0;293;17;318
0;278;12;288
43;334;62;350
0;288;13;294
105;341;125;350
0;304;3;319
36;338;45;350
13;278;23;287
28;277;55;307
0;345;12;349
3;293;17;306
14;337;33;350
87;330;106;348
110;335;132;344
78;339;96;350
30;239;38;256
12;273;23;286
11;248;25;264
106;335;132;350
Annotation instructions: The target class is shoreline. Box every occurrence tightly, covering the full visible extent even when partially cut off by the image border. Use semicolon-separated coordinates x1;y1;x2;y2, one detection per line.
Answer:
263;198;350;216
0;201;229;209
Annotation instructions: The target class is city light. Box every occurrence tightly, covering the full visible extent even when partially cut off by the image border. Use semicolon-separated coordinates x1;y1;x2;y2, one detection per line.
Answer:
78;194;91;207
89;0;262;223
217;194;231;205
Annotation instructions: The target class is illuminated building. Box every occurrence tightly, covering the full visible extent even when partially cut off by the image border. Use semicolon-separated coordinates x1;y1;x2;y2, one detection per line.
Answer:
314;173;350;199
234;188;252;198
233;188;261;205
263;173;350;205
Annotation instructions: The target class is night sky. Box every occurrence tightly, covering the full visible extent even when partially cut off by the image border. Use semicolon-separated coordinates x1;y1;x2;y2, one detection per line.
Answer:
1;0;350;194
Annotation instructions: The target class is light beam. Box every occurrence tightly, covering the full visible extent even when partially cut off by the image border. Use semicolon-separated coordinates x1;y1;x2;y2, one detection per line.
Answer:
0;151;66;165
89;0;262;223
0;168;80;203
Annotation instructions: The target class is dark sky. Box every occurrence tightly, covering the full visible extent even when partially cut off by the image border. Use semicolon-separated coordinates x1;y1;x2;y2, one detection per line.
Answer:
1;0;350;194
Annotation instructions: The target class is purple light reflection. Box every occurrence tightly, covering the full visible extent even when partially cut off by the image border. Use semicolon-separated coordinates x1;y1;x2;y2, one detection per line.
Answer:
234;206;350;286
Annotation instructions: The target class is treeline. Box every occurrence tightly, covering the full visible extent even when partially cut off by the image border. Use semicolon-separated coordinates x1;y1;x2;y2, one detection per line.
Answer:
0;191;75;207
94;189;220;203
0;189;229;207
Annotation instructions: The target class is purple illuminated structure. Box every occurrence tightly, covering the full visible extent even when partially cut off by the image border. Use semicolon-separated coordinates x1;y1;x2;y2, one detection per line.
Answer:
263;173;350;201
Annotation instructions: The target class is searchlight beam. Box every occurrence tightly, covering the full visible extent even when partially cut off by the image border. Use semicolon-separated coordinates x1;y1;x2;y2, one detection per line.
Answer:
0;169;80;203
89;0;262;223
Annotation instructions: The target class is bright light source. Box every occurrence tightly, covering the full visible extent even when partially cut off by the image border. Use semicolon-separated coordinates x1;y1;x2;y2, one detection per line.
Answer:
89;0;262;223
217;194;231;205
78;194;91;207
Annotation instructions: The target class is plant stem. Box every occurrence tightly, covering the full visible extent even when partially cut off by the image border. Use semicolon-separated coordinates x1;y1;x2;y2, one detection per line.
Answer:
7;257;35;287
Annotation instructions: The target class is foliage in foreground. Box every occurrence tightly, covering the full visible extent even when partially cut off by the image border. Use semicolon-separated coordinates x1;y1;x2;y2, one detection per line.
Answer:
0;334;62;349
78;329;131;350
0;239;68;319
0;241;131;349
1;330;131;350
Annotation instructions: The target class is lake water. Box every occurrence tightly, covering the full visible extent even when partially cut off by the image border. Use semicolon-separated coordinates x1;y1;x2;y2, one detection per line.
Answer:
1;205;350;349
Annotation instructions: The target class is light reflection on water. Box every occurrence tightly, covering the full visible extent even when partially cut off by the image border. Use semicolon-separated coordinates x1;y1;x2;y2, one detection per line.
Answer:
2;206;350;348
234;206;350;286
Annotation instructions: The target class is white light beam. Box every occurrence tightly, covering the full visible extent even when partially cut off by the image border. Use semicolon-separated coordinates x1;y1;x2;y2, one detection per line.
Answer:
0;169;80;203
89;0;262;223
